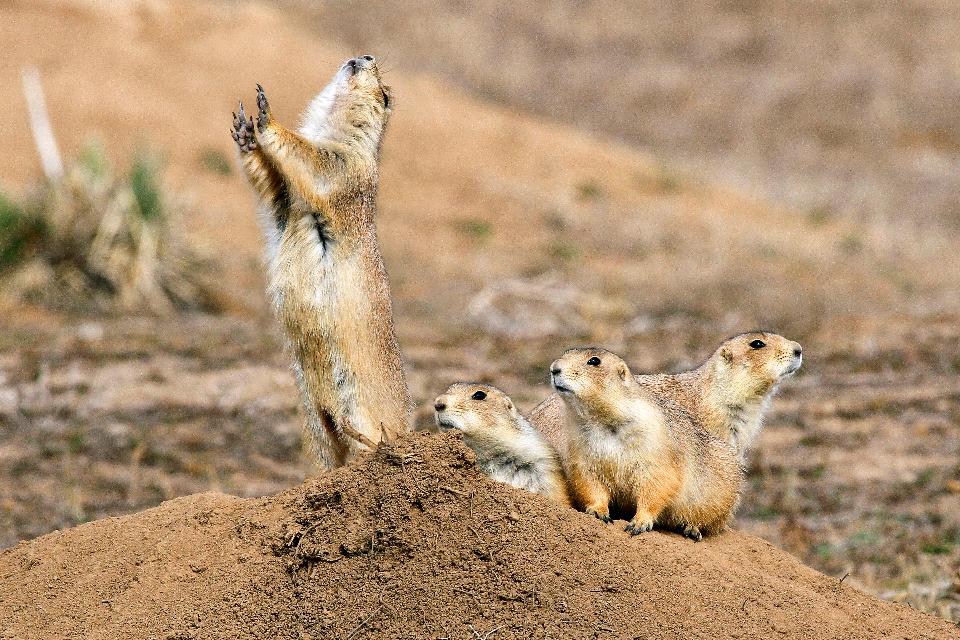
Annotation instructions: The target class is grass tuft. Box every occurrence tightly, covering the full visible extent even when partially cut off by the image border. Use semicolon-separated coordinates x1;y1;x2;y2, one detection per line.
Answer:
575;180;603;201
656;166;681;193
0;191;45;270
455;218;493;240
920;542;952;555
130;152;163;222
0;143;222;314
77;141;110;181
199;148;233;176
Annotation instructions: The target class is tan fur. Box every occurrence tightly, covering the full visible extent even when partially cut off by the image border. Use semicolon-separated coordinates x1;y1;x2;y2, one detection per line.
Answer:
549;348;742;539
434;383;571;507
532;332;801;461
233;57;409;468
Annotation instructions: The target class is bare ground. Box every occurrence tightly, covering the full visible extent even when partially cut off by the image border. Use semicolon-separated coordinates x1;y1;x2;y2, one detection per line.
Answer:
1;433;957;639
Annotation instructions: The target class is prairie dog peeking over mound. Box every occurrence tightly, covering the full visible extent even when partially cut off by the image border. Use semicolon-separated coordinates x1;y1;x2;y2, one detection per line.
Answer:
550;348;742;540
532;332;801;461
231;56;409;469
434;383;571;507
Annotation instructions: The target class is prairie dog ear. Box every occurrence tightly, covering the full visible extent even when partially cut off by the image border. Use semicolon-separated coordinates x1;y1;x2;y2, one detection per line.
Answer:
617;362;629;384
504;397;517;416
720;347;734;364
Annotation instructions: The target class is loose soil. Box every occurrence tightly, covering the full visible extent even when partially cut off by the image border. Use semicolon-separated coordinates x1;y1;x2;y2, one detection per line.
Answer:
0;433;956;640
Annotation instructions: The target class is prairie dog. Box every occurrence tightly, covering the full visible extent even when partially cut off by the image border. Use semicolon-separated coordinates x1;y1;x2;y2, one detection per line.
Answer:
231;56;409;468
434;383;571;506
550;348;742;540
532;332;801;461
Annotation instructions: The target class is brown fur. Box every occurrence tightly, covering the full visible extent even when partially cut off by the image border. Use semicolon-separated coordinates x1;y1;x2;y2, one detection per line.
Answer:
232;57;409;468
434;383;571;507
532;332;801;461
549;348;742;540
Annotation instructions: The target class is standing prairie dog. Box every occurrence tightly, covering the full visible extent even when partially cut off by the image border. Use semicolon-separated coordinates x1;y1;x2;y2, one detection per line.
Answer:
532;332;801;461
550;348;742;540
434;383;571;507
231;56;409;468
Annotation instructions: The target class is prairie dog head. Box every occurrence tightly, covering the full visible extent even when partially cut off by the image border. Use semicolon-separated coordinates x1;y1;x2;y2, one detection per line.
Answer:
710;331;802;398
434;383;522;439
300;55;392;147
550;347;635;422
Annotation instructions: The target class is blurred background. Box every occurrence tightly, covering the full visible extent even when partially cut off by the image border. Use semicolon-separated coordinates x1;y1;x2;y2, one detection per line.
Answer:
0;0;958;622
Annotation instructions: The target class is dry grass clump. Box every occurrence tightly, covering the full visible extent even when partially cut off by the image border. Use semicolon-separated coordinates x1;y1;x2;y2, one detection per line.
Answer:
0;144;221;314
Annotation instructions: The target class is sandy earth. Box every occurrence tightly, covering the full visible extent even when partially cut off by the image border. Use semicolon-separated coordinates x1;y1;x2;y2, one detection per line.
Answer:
1;433;957;639
0;0;958;631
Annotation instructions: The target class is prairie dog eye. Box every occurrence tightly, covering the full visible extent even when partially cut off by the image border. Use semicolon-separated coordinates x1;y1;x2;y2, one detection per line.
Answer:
749;340;766;349
471;390;487;401
586;356;601;366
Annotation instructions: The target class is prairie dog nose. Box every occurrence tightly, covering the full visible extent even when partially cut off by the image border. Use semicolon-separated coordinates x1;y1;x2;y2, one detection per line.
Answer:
434;401;446;412
792;343;803;357
347;56;375;69
345;57;370;74
551;367;562;376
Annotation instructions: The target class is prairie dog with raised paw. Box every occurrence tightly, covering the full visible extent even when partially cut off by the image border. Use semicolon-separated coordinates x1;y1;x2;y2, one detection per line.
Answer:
231;56;408;468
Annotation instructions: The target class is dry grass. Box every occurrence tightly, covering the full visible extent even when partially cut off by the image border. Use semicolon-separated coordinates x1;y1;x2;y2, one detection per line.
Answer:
0;144;222;313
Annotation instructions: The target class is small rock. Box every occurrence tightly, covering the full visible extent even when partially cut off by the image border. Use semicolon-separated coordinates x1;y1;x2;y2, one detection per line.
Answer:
507;511;521;522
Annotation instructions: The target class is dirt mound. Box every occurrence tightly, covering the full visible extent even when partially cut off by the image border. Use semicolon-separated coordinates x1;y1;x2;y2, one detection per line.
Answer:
0;433;954;639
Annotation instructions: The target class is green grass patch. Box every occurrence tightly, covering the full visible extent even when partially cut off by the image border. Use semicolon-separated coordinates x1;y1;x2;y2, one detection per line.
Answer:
799;464;827;480
199;148;233;176
548;241;580;261
799;433;825;447
0;191;44;270
67;430;86;455
914;468;936;488
656;166;681;193
847;531;881;548
130;153;163;222
78;141;110;180
455;218;493;240
807;206;831;226
920;542;952;555
0;142;221;313
752;505;781;520
575;180;603;201
839;233;864;256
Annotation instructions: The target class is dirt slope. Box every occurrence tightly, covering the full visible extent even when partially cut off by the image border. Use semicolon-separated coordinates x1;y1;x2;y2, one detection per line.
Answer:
291;0;960;228
0;432;955;640
2;0;954;331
